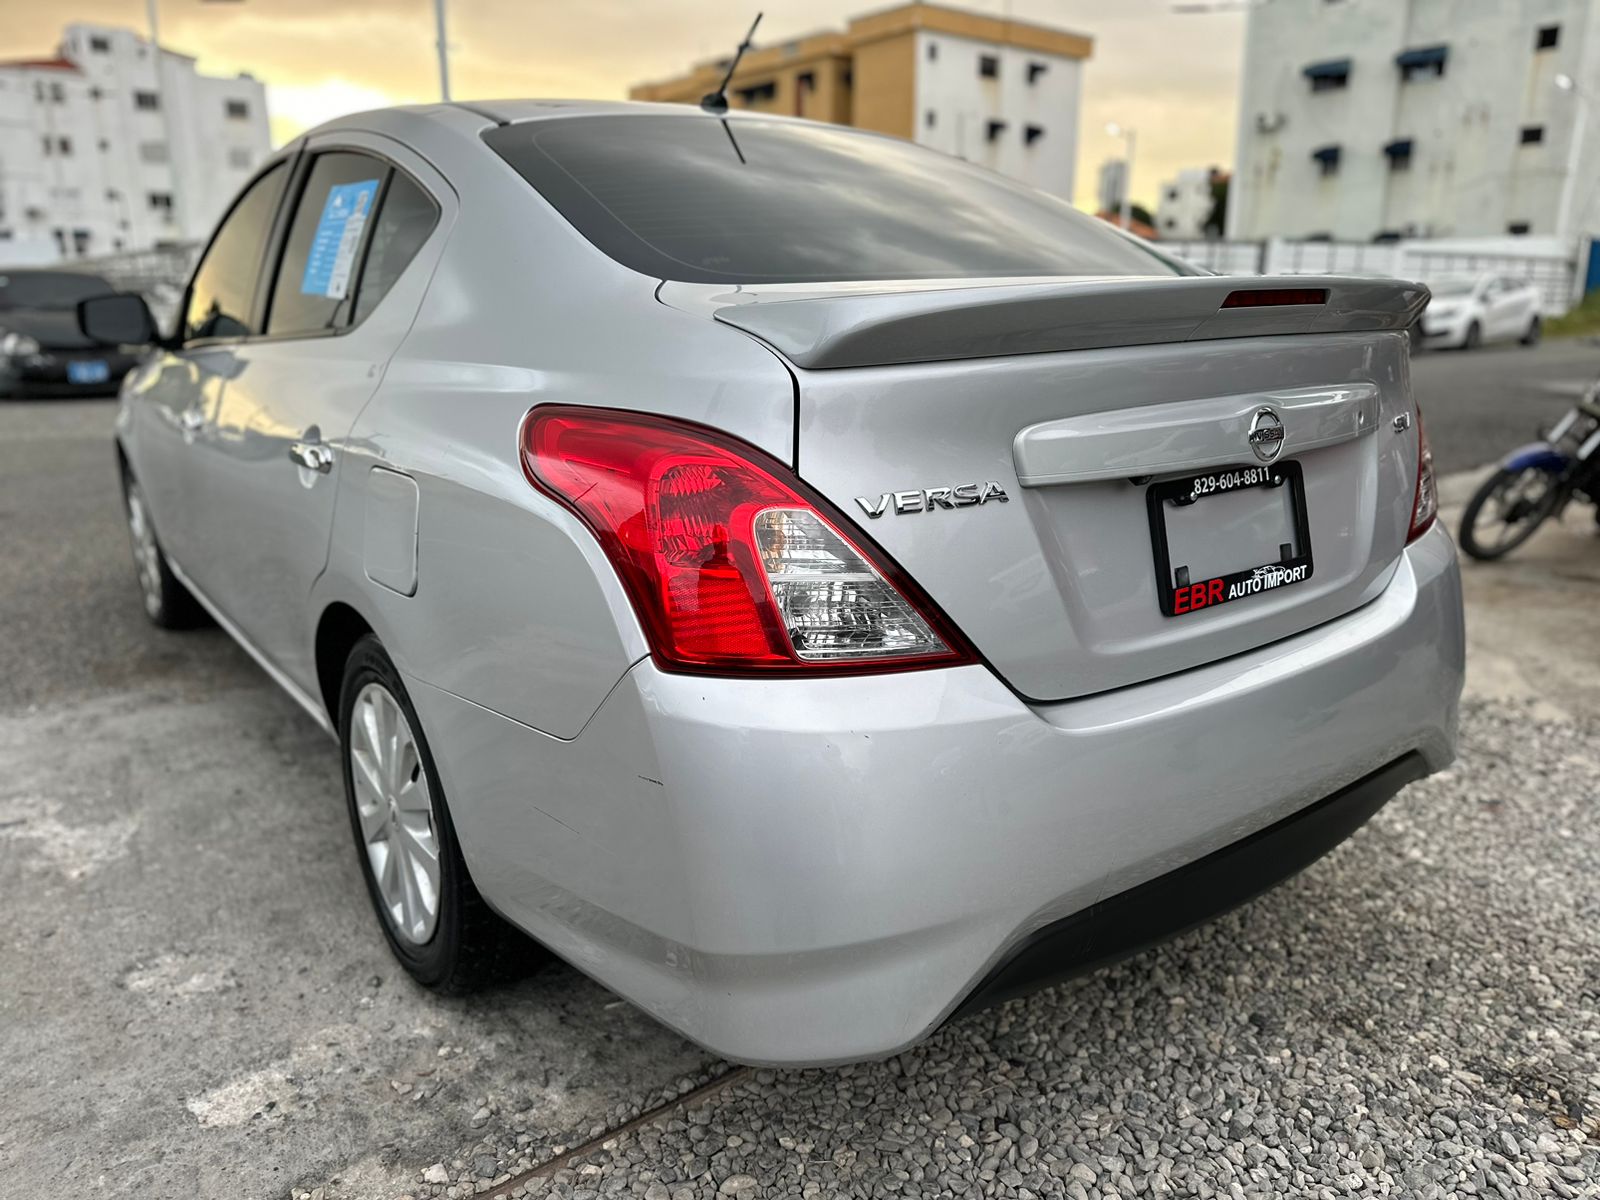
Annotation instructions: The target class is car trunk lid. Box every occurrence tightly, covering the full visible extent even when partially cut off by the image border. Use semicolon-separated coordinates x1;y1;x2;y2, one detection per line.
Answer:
661;275;1427;701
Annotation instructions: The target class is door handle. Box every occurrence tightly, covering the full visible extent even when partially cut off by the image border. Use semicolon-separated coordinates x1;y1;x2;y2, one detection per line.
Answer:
288;442;335;473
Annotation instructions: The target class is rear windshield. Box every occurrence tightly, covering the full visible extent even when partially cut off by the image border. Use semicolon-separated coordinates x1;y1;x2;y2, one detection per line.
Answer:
0;271;115;310
484;115;1194;284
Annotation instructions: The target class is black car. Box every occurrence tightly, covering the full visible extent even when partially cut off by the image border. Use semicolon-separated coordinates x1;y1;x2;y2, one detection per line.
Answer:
0;270;143;398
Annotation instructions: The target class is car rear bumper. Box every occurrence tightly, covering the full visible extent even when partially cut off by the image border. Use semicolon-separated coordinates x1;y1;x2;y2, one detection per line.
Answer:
411;521;1464;1066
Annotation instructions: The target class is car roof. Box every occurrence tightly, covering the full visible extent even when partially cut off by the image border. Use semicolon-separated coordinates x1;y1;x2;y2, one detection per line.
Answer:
299;97;824;142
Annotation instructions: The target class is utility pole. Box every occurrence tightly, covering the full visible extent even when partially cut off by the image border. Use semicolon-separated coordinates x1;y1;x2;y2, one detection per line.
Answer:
434;0;451;101
1107;123;1137;233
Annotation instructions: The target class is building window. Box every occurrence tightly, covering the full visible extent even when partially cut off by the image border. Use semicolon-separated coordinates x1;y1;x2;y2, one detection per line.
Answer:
1024;124;1045;145
225;98;250;120
1383;138;1413;170
50;81;66;103
90;35;111;52
1303;59;1351;91
927;41;937;61
33;81;44;102
1027;61;1048;84
1508;221;1531;235
986;119;1007;143
134;90;160;111
1396;46;1448;81
98;138;110;152
978;55;999;79
1164;218;1176;230
89;86;103;100
1167;187;1180;201
1520;125;1544;144
1311;145;1342;176
139;140;169;164
147;192;173;213
57;136;72;156
1537;25;1560;50
925;109;936;129
40;135;51;157
227;146;253;168
734;80;776;105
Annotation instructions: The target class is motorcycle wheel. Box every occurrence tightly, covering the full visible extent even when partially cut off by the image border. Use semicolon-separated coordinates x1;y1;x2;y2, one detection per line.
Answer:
1458;466;1561;561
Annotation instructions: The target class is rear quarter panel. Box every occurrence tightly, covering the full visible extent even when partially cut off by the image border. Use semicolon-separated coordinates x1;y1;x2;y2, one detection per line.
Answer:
313;117;797;740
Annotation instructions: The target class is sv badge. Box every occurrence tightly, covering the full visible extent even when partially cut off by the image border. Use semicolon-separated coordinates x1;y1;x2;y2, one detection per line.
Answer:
855;481;1010;518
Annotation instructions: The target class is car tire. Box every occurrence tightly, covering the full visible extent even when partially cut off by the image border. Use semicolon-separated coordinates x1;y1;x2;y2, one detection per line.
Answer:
338;635;534;993
1463;321;1482;351
120;470;208;630
1521;316;1542;346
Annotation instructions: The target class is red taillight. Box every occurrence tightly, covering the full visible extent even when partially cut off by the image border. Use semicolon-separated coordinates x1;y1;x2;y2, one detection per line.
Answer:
1220;288;1329;309
521;406;976;675
1408;408;1437;542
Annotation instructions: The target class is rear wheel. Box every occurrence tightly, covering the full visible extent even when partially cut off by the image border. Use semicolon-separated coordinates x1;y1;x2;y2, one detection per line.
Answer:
121;472;206;629
339;635;532;992
1463;321;1482;351
1521;316;1542;346
1458;466;1561;560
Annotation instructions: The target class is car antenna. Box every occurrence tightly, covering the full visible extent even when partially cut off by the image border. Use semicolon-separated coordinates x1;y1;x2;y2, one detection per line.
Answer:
701;12;762;114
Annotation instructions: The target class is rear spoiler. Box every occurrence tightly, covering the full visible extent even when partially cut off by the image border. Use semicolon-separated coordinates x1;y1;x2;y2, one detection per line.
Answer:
712;276;1430;370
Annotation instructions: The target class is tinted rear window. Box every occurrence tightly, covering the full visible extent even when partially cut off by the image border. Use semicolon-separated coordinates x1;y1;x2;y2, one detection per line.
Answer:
484;115;1192;284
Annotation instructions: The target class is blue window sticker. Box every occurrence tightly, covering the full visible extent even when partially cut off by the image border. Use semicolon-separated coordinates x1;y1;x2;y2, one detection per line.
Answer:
300;178;379;300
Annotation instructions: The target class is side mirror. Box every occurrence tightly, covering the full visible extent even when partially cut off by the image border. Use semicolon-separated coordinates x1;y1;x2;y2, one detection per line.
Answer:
78;292;158;348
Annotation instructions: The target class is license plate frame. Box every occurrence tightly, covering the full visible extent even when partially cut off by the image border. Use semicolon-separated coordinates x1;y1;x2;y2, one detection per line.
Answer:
67;359;110;385
1146;461;1314;618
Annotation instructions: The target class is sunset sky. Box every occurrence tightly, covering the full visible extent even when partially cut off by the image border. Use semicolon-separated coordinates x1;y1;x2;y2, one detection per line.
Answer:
3;0;1246;211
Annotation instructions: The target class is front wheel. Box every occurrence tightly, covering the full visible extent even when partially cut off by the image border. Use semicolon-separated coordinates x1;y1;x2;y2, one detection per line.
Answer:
1463;321;1482;351
339;635;533;992
1458;466;1561;561
1521;316;1542;346
121;471;207;629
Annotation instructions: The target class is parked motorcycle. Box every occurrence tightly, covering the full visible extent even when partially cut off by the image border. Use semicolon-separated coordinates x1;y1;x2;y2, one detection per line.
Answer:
1458;376;1600;560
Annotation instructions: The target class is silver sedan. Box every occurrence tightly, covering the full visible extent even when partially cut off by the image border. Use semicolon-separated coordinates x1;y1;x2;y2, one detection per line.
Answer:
84;101;1464;1066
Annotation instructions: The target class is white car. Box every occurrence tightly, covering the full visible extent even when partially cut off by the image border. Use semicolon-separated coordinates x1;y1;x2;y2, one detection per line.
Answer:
1420;274;1543;350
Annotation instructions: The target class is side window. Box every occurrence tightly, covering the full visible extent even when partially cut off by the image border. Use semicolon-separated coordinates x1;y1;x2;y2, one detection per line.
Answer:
266;152;388;336
183;161;287;342
352;171;439;324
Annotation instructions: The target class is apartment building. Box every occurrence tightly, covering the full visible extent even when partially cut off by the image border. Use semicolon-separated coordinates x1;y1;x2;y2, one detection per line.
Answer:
1228;0;1600;241
0;22;270;264
630;2;1092;199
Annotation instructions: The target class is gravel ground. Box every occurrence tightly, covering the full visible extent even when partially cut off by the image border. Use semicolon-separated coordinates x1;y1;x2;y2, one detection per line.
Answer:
380;699;1600;1200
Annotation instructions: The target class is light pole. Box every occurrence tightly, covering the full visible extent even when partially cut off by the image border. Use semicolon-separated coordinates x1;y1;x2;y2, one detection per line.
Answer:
1554;72;1591;243
1106;121;1136;232
434;0;451;101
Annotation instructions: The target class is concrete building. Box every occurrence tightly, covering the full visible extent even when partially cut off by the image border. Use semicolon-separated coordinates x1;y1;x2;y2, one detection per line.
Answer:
1096;157;1128;213
1228;0;1600;242
1158;166;1225;240
0;22;270;264
631;2;1092;199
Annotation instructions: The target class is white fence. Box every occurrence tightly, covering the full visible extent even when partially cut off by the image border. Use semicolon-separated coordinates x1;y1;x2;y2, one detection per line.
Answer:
1161;236;1587;316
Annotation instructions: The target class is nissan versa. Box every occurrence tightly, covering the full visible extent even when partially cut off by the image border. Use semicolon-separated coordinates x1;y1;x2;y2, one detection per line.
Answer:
86;101;1464;1066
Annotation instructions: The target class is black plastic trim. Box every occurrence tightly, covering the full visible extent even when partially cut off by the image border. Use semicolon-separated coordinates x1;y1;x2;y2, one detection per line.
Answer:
950;752;1427;1020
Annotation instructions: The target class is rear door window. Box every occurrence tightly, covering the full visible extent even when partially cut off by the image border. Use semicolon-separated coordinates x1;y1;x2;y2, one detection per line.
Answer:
484;115;1194;284
184;161;288;342
351;171;439;324
266;152;388;336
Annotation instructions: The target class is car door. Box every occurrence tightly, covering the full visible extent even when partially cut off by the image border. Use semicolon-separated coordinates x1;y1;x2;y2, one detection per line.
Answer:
187;135;445;693
123;161;291;574
1487;277;1523;341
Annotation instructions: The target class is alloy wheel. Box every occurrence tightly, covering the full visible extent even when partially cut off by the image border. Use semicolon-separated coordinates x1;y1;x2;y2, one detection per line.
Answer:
349;682;441;944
